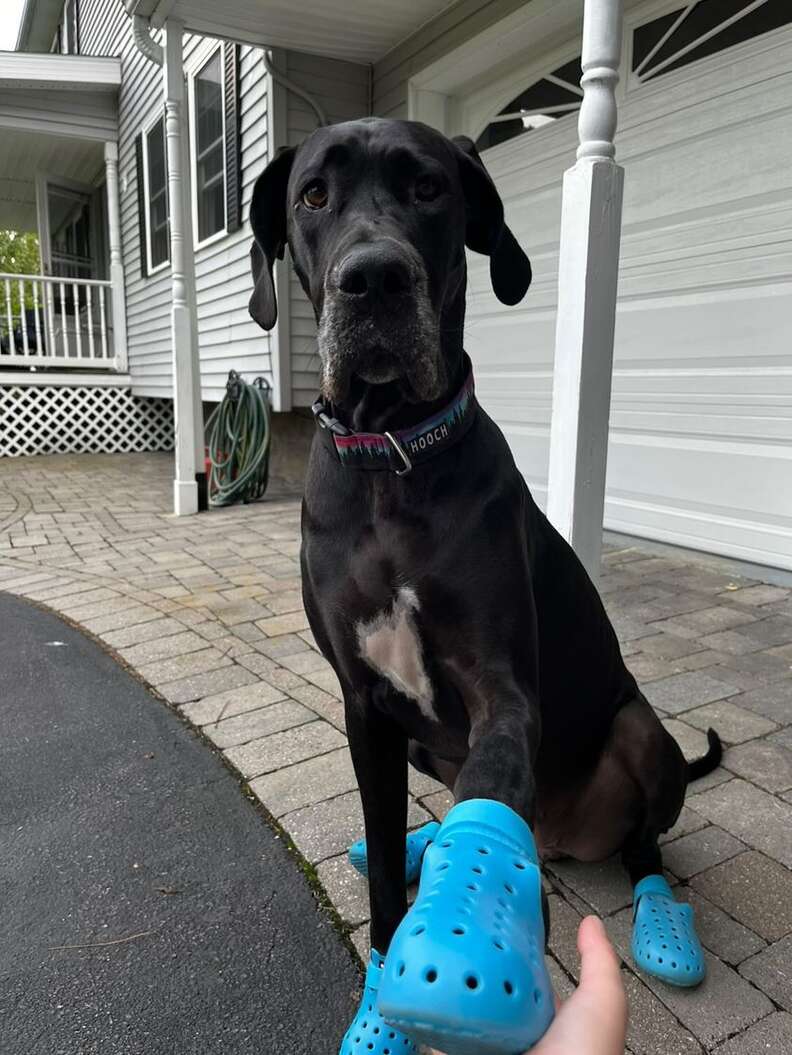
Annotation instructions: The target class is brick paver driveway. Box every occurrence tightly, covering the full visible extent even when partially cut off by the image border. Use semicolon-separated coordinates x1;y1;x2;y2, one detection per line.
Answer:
2;452;791;1053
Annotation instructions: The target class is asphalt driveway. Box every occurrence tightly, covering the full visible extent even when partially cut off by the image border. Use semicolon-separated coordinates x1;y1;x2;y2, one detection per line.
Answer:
0;592;358;1055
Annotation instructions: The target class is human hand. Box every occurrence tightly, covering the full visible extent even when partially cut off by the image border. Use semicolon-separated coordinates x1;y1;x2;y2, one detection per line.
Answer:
430;915;627;1055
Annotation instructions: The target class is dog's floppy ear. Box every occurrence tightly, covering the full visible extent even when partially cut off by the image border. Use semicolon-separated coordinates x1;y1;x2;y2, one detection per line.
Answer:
451;135;531;305
248;145;297;331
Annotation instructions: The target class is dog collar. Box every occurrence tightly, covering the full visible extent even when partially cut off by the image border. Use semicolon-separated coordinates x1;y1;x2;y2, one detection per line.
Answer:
312;360;477;476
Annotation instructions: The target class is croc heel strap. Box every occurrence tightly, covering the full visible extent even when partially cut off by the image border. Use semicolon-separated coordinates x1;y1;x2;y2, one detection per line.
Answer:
339;949;419;1055
349;821;441;885
379;799;555;1055
631;874;706;987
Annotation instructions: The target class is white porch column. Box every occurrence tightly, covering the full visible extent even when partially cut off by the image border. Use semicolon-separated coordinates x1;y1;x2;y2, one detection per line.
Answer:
103;141;128;373
546;0;625;582
164;17;204;516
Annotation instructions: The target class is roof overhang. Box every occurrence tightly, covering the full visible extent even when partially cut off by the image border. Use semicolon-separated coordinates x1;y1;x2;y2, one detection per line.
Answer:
0;52;122;92
15;0;64;52
0;54;121;231
124;0;461;64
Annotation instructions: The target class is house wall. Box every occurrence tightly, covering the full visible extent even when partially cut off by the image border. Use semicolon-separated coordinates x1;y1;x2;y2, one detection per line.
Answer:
372;0;524;119
78;0;271;402
281;49;370;406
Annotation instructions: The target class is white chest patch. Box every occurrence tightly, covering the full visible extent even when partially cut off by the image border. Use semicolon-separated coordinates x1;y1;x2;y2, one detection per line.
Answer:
356;587;437;721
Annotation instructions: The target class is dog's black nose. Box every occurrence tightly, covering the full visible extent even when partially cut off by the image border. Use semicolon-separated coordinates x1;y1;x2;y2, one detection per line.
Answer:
337;246;411;301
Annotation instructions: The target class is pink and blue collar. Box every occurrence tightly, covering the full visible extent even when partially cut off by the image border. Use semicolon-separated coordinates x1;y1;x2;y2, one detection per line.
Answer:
312;361;477;476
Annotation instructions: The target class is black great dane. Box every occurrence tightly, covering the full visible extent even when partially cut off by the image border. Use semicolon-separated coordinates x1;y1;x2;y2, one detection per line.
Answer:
248;118;721;1055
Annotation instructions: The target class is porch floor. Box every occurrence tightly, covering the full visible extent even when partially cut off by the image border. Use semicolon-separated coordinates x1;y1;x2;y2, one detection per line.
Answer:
2;452;791;1054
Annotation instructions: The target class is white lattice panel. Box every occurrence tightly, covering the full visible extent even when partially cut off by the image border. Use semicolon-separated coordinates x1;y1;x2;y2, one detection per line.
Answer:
0;385;174;457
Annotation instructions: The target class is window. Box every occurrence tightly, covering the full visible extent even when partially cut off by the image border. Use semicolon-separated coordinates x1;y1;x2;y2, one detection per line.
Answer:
190;47;227;244
143;116;170;273
475;56;582;153
632;0;792;83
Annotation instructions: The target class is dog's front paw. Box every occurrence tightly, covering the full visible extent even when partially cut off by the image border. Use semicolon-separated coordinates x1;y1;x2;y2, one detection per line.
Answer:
378;799;554;1055
340;949;420;1055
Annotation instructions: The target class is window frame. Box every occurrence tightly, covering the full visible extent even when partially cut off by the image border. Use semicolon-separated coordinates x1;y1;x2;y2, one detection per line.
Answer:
141;112;170;277
64;0;79;55
188;42;228;250
625;0;792;93
471;46;583;155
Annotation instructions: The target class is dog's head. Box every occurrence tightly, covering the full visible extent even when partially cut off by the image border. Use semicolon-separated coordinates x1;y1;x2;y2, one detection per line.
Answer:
248;118;531;404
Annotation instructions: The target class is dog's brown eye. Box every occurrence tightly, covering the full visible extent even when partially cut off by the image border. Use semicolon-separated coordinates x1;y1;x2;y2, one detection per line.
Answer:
415;175;440;202
302;181;328;210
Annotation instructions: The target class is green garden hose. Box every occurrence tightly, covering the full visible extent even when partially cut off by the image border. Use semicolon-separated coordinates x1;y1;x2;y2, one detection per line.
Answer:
205;371;272;507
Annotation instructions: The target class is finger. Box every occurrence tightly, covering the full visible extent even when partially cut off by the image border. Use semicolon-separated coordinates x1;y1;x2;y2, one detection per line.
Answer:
577;915;624;996
534;916;627;1054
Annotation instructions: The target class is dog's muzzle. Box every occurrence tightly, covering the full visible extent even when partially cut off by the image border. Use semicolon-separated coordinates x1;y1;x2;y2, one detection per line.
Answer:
317;243;443;403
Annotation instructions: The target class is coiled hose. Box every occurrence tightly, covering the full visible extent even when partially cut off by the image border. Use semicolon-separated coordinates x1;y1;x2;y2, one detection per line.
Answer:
205;371;272;507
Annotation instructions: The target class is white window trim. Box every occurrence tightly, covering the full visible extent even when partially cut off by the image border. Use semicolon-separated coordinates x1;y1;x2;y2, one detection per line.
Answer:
458;41;585;149
188;41;228;251
624;0;789;94
141;111;170;277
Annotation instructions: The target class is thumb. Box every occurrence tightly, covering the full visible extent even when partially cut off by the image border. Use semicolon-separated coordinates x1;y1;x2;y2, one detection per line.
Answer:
577;914;625;998
535;915;627;1055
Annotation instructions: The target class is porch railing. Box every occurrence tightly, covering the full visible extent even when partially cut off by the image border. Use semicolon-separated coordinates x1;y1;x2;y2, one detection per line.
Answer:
0;273;116;370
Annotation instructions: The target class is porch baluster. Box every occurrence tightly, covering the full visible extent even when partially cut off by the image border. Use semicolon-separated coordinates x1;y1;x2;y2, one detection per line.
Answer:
18;278;29;356
99;285;108;360
59;280;68;358
32;279;42;356
73;282;83;359
86;284;95;359
5;278;15;355
45;281;56;358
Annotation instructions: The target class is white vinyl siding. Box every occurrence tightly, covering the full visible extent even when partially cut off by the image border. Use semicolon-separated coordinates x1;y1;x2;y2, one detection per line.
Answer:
282;49;370;406
77;0;271;401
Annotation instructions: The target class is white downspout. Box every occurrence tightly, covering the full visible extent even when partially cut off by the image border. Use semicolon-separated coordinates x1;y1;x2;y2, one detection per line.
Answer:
132;13;163;67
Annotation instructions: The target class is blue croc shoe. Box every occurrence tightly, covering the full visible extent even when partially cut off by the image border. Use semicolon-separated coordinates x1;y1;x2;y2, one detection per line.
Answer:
378;799;555;1055
349;821;441;885
632;875;706;987
339;948;419;1055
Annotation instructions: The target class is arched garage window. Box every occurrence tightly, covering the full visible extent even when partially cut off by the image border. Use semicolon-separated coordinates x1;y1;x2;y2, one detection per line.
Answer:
632;0;792;83
475;56;582;152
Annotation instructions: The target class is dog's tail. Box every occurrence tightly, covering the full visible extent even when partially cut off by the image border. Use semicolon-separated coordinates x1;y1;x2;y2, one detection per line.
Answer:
687;727;723;782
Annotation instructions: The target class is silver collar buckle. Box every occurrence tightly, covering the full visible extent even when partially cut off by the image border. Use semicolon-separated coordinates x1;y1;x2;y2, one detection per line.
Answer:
384;431;413;476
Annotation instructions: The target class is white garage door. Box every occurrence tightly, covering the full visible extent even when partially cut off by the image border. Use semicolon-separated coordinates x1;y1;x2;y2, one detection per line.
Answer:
465;4;792;569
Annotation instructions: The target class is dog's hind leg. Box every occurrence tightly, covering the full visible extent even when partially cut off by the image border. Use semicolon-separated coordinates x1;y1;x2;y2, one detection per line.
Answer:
615;697;708;988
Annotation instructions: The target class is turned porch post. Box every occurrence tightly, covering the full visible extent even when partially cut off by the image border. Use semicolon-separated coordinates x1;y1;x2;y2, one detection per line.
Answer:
546;0;625;582
164;17;205;516
104;141;128;373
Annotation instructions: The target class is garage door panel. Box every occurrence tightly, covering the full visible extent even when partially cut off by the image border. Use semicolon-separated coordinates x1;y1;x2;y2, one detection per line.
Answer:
605;440;792;568
619;205;792;291
619;118;792;233
613;290;791;369
466;24;792;568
